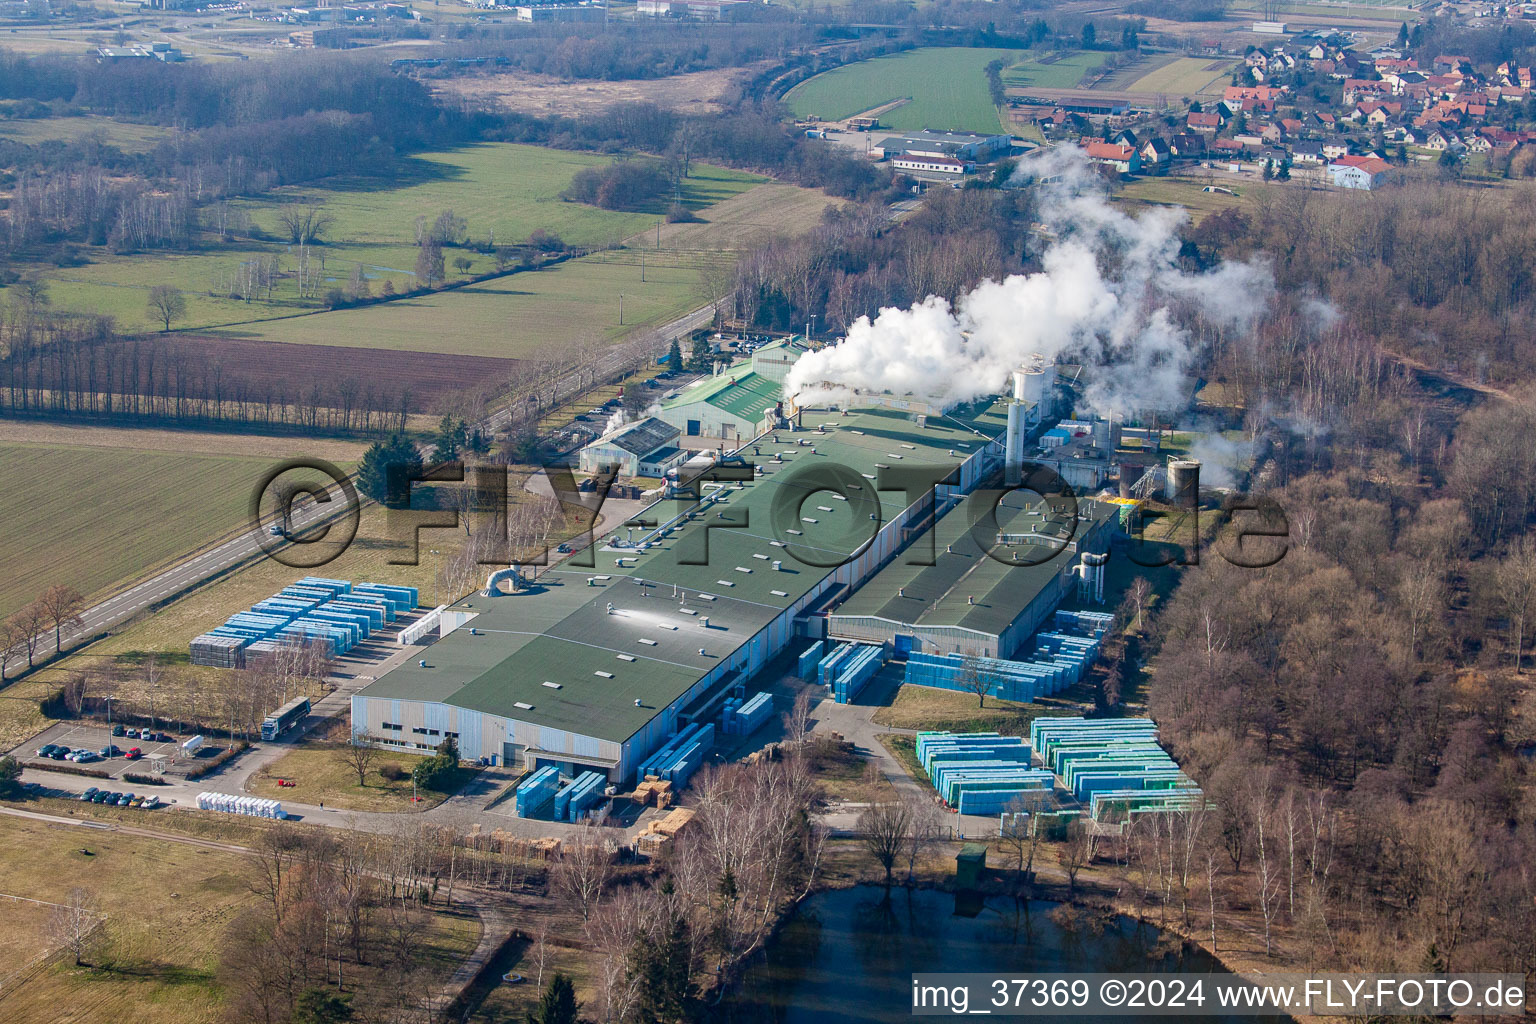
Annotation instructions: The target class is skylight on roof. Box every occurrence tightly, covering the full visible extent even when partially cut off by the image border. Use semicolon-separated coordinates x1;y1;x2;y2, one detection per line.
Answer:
514;702;534;710
542;681;562;689
617;654;636;662
639;638;658;646
595;671;614;679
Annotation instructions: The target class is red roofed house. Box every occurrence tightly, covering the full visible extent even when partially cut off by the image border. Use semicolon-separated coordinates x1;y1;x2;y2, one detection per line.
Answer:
1327;154;1396;190
1187;110;1223;133
1082;141;1141;173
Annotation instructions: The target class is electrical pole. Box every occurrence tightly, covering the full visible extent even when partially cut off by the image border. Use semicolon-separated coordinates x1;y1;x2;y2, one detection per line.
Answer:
619;293;624;325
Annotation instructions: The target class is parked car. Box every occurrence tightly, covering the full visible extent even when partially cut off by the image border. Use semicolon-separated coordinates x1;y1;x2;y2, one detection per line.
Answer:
79;787;98;801
92;791;113;804
36;744;57;757
125;747;142;760
49;748;68;760
118;793;134;806
111;724;125;737
99;745;121;758
140;795;160;810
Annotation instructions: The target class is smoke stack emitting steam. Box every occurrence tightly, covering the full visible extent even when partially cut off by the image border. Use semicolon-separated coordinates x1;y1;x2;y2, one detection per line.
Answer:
785;146;1274;417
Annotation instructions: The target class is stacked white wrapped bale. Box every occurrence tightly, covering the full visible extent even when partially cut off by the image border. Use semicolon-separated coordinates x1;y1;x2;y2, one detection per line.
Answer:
197;791;287;819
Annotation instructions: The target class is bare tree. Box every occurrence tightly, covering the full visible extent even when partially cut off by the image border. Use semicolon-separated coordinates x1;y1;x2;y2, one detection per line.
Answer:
904;800;945;881
781;689;814;745
997;790;1049;883
48;887;101;965
858;800;911;883
37;584;84;654
957;652;992;708
338;734;382;787
550;828;613;921
146;285;187;332
277;204;334;245
9;603;47;668
1061;818;1095;895
1494;538;1536;672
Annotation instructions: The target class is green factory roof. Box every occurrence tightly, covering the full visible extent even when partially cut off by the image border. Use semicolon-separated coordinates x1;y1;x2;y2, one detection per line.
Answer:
831;490;1118;638
661;370;782;423
358;401;1009;744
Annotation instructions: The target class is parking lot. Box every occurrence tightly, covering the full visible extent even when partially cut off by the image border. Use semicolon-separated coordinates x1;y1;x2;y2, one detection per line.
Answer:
11;721;201;780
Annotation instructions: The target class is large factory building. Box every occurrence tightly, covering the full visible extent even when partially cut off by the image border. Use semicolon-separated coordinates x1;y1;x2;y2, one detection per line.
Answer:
352;402;1014;782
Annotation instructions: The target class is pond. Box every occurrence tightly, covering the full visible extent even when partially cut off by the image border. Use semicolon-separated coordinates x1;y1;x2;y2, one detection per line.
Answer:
714;885;1270;1023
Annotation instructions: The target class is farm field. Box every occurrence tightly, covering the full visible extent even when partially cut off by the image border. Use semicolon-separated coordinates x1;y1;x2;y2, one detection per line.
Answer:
786;47;1016;133
1114;176;1249;222
8;143;762;333
1123;56;1239;98
0;421;369;463
0;115;174;153
645;181;845;250
221;254;708;359
0;813;480;1024
431;64;760;118
0;442;294;622
1001;50;1112;92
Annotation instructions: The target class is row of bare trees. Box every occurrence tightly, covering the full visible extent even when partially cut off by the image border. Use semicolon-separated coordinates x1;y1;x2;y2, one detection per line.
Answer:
0;307;414;434
1;584;83;681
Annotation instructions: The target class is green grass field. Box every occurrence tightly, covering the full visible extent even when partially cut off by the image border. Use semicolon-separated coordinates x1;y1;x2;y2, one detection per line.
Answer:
8;143;761;334
1001;50;1112;91
0;442;290;622
1114;176;1248;223
218;254;709;359
0;115;173;153
247;738;469;811
786;47;1016;133
0;812;480;1024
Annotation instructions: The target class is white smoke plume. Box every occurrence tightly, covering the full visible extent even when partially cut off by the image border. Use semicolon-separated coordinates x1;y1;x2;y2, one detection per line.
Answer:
785;145;1274;417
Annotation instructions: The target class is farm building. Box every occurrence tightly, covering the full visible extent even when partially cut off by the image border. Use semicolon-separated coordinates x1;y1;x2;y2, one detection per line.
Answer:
577;417;689;478
351;401;1012;783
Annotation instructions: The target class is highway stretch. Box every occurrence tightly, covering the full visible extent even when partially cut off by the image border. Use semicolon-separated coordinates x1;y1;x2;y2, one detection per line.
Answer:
0;301;719;681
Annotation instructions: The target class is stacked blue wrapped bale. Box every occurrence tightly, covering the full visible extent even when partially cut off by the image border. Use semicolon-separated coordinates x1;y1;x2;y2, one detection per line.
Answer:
354;582;419;611
796;641;825;678
832;644;884;704
637;723;702;781
554;771;607;821
1029;717;1202;818
917;731;1055;814
331;593;392;625
722;691;774;735
298;577;352;596
816;642;856;687
515;765;561;817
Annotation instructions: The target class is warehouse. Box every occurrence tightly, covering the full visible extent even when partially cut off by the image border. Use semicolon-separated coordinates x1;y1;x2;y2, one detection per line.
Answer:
577;417;689;478
824;493;1116;659
352;401;1010;782
658;369;784;444
876;130;1012;163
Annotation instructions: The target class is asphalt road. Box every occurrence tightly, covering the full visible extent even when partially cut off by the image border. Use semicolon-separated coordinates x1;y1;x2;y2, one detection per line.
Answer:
1;301;719;680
